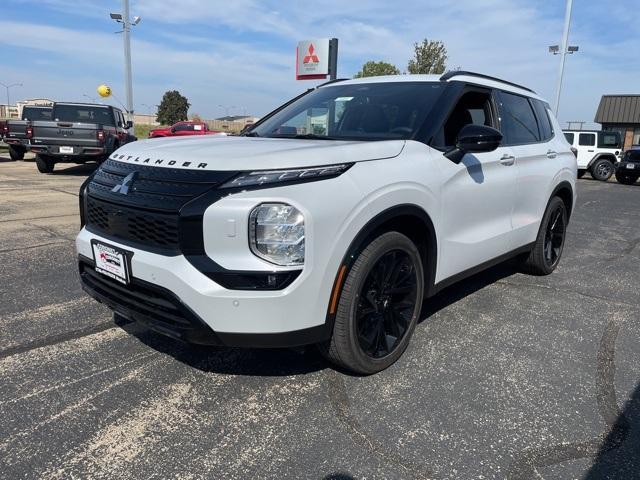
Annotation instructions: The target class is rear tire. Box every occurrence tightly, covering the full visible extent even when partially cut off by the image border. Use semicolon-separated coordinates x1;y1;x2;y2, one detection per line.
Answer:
590;159;614;181
35;154;55;174
9;145;25;161
521;197;567;276
615;171;639;185
577;169;586;179
320;231;424;375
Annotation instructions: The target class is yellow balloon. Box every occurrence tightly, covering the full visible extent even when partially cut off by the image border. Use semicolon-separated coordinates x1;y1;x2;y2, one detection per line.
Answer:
97;84;112;98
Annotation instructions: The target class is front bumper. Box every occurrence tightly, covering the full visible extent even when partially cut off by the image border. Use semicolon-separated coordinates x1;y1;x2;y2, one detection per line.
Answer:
76;228;333;347
616;161;639;172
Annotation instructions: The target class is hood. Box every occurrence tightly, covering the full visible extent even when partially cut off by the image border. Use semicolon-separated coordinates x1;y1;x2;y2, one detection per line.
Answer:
109;135;405;171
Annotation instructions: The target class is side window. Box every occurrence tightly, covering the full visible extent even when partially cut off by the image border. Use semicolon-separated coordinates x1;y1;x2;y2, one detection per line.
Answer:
498;91;540;144
579;133;596;146
598;132;620;148
532;100;553;141
174;123;194;132
432;89;495;149
564;132;575;144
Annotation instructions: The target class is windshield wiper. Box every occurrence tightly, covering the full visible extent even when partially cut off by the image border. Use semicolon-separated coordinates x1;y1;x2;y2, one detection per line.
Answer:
279;133;340;140
241;131;260;137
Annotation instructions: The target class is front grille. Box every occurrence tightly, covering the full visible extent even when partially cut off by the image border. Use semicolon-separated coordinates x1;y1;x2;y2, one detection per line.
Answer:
84;159;238;253
87;197;180;250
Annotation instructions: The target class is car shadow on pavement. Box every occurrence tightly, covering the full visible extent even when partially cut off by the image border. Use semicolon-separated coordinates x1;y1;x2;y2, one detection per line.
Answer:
51;162;99;176
419;259;520;322
116;316;328;377
583;380;640;479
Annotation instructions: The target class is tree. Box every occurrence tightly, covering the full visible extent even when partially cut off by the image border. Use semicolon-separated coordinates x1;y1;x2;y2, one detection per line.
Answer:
156;90;190;125
407;39;448;75
354;60;400;78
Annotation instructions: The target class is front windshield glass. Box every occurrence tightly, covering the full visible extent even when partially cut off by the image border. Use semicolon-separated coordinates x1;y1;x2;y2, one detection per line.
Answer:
625;150;640;161
252;81;445;141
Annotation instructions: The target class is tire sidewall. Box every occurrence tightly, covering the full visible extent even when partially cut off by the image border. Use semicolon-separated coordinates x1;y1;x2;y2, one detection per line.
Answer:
539;197;567;273
340;232;424;373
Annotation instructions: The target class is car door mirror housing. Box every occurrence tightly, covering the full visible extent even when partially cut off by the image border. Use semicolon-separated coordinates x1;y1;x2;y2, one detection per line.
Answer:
125;120;133;129
444;124;503;164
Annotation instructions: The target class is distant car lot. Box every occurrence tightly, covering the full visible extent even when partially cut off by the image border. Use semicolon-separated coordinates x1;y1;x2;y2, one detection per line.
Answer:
0;157;638;479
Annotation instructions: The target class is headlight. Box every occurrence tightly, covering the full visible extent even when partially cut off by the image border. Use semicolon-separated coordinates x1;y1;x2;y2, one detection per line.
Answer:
249;203;304;266
221;164;352;189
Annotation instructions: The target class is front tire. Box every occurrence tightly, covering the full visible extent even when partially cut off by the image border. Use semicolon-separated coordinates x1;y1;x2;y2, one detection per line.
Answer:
590;159;614;181
615;171;639;185
35;154;55;174
521;197;567;275
321;232;424;375
9;145;25;161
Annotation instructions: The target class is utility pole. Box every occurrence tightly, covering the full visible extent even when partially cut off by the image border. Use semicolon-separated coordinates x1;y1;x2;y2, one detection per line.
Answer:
122;0;134;129
553;0;574;116
0;82;22;116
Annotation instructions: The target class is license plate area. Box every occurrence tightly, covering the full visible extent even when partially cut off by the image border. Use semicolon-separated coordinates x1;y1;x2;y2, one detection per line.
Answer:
59;146;74;154
91;240;132;285
626;163;635;169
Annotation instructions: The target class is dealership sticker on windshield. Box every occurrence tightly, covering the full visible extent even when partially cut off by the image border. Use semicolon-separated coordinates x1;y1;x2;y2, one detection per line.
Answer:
92;242;130;284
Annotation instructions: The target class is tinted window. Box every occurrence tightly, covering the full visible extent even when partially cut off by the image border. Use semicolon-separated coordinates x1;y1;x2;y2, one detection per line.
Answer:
252;82;445;141
432;90;495;148
532;100;553;141
174;123;194;132
22;107;52;121
498;91;540;144
624;150;640;162
564;132;575;144
53;105;115;126
579;133;595;146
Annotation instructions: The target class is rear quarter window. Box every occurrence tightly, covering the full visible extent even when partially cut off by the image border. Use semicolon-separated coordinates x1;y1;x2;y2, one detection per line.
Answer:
531;100;553;141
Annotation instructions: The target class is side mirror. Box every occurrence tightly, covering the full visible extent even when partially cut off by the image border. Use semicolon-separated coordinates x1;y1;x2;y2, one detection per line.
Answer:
125;120;133;129
444;124;503;164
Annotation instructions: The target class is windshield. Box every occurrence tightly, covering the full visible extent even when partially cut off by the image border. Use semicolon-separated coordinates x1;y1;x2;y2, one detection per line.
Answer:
53;105;115;126
252;81;445;141
625;150;640;161
22;107;52;121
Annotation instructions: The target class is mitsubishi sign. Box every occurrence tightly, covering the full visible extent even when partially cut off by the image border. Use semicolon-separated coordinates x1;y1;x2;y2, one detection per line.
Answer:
296;38;338;80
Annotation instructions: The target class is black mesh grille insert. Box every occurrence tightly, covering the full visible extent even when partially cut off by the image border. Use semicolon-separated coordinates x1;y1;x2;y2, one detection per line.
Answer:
84;159;238;253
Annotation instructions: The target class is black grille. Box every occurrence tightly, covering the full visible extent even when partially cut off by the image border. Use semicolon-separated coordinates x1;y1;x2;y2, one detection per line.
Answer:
80;260;220;344
87;197;180;250
84;159;238;253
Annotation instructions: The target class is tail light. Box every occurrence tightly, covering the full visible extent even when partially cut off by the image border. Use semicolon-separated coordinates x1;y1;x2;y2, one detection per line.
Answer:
570;147;578;158
97;129;105;143
1;123;7;134
26;125;33;139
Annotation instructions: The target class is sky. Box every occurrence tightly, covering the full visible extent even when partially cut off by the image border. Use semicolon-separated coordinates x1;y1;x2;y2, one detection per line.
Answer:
1;0;639;125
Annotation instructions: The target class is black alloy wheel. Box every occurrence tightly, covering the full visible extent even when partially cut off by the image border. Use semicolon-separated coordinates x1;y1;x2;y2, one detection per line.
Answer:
356;249;419;359
543;204;566;269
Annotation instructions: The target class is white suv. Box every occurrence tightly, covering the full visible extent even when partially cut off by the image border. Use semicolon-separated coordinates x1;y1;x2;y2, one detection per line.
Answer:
76;72;576;374
563;130;622;181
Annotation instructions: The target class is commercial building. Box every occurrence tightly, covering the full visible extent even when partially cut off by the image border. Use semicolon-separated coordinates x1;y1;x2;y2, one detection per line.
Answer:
594;95;640;149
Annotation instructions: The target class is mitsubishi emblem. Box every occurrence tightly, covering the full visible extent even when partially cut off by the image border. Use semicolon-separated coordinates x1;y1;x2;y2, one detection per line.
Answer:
111;171;138;195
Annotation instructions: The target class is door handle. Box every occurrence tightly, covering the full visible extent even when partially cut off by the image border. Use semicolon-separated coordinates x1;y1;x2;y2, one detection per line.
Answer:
499;154;515;166
588;150;594;152
547;150;557;159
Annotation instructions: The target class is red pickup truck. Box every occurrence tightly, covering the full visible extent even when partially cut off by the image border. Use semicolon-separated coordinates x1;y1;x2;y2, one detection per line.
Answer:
148;121;223;138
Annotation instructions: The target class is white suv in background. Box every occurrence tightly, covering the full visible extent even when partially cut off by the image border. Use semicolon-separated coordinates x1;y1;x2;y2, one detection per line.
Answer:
76;72;576;374
563;130;622;181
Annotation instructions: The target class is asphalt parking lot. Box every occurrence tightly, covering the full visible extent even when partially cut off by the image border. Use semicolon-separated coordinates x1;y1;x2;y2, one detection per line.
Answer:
0;154;638;480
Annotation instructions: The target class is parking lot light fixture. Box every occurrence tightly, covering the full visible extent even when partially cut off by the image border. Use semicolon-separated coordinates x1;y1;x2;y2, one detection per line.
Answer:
550;0;579;116
109;1;140;133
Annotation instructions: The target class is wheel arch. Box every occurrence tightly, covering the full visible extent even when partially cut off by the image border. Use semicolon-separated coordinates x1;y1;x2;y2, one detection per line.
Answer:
551;181;574;222
324;204;438;332
588;153;617;169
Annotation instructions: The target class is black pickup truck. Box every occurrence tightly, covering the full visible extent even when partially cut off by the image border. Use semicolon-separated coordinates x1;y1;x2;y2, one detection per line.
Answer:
4;106;53;160
30;102;135;173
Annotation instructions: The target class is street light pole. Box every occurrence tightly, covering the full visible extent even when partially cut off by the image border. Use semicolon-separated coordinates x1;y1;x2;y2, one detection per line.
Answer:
553;0;574;116
0;82;22;114
122;0;134;128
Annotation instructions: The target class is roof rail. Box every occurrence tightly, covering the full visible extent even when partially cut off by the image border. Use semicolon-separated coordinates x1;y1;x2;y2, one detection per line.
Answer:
440;70;536;94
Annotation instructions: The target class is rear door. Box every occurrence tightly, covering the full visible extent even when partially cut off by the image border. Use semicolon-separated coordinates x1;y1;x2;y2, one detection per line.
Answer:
576;132;596;168
435;86;517;281
497;92;556;248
